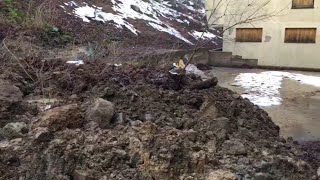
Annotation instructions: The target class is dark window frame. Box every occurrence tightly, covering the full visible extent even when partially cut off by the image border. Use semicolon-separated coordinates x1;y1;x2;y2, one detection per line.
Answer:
284;28;317;44
292;0;315;9
235;28;263;43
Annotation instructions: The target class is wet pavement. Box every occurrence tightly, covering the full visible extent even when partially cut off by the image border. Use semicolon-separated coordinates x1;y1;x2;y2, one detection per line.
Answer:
208;67;320;141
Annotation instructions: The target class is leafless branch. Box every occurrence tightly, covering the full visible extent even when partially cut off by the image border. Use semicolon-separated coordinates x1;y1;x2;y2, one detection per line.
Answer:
1;37;35;81
184;0;288;68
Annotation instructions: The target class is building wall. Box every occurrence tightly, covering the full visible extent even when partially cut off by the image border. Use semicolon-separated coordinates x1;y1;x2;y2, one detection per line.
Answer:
205;0;320;69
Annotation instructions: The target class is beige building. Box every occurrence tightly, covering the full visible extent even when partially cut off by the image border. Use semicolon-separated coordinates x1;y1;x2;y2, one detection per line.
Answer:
205;0;320;69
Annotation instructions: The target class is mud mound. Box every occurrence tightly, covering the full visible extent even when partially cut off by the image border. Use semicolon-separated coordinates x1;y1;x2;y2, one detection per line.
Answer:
0;62;318;179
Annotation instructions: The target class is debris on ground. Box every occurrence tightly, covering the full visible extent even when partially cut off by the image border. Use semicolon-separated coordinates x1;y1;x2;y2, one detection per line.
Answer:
0;61;318;179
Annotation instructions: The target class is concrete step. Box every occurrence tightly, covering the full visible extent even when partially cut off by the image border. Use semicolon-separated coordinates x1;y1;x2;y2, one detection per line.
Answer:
231;58;258;68
208;50;258;68
208;51;232;66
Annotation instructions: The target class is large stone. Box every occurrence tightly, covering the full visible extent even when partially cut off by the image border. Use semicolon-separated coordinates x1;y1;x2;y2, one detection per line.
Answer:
185;129;197;142
86;98;114;128
131;5;142;13
206;170;236;180
221;139;247;156
33;128;54;143
32;104;81;131
214;117;229;141
253;173;276;180
0;80;23;112
73;170;96;180
1;122;28;139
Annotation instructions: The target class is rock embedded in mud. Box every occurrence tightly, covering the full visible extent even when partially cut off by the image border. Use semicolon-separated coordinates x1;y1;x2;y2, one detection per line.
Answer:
238;157;250;165
1;122;28;139
0;81;23;112
221;139;247;156
114;112;125;124
144;113;153;122
86;98;115;129
185;129;197;142
33;128;54;143
32;104;82;131
206;170;236;180
191;77;218;90
253;172;276;180
73;170;95;180
214;117;230;141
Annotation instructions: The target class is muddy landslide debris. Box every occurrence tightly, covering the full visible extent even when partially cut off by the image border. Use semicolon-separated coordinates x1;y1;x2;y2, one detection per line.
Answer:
0;63;318;180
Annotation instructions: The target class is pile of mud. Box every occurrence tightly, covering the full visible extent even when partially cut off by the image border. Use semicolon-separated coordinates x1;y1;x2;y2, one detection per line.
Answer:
0;61;318;180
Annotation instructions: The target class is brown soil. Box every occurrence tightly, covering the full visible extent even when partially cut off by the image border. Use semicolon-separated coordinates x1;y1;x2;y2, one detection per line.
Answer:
0;61;318;179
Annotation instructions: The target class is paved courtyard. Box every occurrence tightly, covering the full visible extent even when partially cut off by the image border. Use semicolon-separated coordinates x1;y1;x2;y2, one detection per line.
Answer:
208;67;320;141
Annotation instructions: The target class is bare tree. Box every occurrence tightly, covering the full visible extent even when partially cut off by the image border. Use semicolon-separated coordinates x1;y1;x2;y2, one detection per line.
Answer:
193;0;202;9
184;0;287;68
170;0;177;9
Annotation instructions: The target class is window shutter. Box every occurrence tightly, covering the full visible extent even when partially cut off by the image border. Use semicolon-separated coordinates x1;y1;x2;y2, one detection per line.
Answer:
236;28;263;42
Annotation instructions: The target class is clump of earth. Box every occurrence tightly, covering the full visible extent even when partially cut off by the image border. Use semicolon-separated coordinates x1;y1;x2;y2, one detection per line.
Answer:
0;60;318;180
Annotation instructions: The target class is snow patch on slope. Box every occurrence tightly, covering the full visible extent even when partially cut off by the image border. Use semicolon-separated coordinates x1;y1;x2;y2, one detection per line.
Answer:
191;31;217;41
234;71;320;107
148;23;192;44
69;3;139;35
61;0;214;44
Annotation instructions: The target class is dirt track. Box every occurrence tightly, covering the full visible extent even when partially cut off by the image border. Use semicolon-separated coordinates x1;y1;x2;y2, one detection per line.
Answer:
209;67;320;141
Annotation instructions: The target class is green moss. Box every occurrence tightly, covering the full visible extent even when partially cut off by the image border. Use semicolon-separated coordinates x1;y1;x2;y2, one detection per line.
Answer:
2;0;23;22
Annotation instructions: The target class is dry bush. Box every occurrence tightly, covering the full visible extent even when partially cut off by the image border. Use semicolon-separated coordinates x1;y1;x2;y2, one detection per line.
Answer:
24;0;59;29
0;0;58;29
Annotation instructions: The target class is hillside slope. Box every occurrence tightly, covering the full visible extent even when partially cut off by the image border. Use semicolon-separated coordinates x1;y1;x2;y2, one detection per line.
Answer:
60;0;219;46
0;0;220;49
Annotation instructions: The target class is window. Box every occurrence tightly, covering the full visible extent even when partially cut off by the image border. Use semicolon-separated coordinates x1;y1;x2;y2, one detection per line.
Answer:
285;28;316;43
292;0;314;9
235;28;263;42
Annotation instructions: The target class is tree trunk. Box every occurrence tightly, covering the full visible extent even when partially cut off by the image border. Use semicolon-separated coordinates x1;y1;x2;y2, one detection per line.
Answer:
170;0;177;9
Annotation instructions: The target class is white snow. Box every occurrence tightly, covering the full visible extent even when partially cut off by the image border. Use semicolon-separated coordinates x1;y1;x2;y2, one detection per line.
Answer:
40;104;52;112
234;71;320;107
66;60;84;66
67;4;139;34
191;31;216;39
148;22;193;44
62;0;205;44
114;63;122;67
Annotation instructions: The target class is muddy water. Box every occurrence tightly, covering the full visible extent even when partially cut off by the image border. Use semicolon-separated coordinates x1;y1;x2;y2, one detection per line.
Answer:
209;67;320;141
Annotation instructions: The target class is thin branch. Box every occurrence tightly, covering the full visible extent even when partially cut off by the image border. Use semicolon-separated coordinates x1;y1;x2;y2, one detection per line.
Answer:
184;0;288;68
1;37;35;81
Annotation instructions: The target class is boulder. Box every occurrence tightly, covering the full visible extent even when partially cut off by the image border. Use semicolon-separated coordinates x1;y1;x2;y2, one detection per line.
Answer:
86;98;114;128
191;77;218;90
131;5;142;13
0;80;23;112
206;170;236;180
73;170;95;180
1;122;28;139
253;173;276;180
221;139;247;156
33;128;54;143
32;104;82;131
